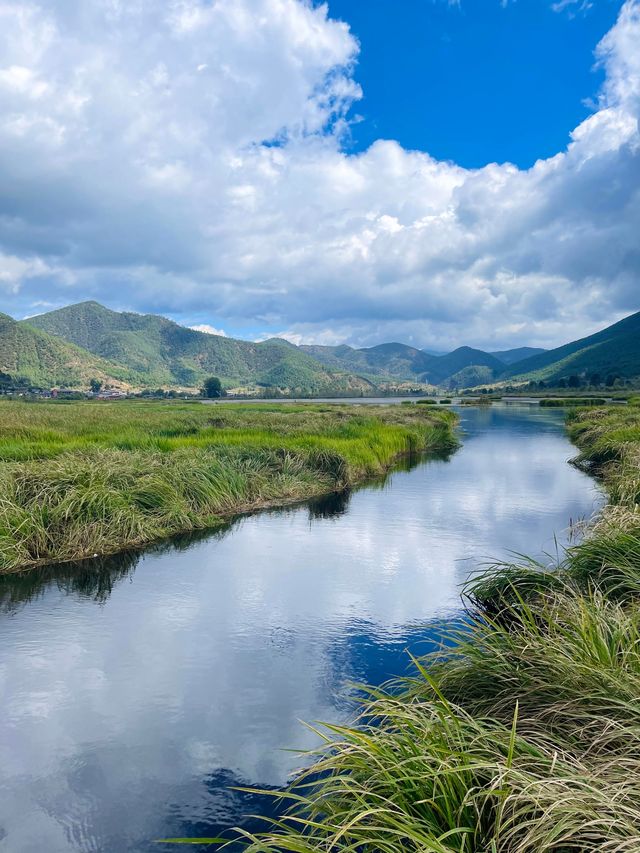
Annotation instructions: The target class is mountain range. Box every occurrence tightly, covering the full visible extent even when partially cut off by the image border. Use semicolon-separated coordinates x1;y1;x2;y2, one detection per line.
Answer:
0;300;636;393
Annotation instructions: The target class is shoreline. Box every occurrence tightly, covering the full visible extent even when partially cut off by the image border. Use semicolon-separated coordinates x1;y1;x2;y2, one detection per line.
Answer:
1;446;443;577
0;401;458;576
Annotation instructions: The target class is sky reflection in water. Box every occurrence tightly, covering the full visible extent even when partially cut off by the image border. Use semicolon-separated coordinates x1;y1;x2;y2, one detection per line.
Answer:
0;406;604;851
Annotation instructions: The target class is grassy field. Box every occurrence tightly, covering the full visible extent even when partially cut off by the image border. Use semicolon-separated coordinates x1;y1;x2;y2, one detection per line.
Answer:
0;400;457;573
217;401;640;852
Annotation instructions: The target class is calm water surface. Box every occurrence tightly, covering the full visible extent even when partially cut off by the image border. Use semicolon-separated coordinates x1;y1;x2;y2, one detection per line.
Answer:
0;406;603;852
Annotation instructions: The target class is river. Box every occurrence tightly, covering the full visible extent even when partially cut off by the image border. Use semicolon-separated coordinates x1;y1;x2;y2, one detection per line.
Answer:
0;405;604;852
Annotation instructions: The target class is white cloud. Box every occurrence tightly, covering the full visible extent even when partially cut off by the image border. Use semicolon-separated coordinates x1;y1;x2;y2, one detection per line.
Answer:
551;0;594;15
0;0;637;351
0;252;64;294
190;323;227;336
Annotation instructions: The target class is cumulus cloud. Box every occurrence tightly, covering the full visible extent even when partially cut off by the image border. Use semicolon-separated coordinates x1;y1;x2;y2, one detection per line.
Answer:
190;323;227;336
0;0;638;351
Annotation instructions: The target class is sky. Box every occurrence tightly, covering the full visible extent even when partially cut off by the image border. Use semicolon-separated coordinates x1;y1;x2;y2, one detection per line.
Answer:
0;0;638;352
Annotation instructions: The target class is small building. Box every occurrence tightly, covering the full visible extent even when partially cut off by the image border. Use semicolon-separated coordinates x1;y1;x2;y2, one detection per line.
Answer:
96;389;128;400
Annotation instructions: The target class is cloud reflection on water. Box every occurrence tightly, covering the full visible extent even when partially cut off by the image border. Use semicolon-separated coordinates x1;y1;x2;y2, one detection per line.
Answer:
0;406;603;851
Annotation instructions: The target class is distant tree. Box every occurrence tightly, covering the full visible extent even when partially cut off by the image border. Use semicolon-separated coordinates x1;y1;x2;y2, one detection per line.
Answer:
537;380;546;389
568;375;581;388
557;378;567;389
589;373;601;387
202;376;224;398
605;374;617;387
89;378;102;394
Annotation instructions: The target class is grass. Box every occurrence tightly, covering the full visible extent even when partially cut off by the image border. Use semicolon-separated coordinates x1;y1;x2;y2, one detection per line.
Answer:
189;399;640;852
0;400;457;573
459;397;492;405
539;397;607;407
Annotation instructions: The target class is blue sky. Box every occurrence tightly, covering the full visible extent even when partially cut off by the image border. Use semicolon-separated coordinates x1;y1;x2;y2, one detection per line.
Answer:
0;0;638;351
329;0;623;168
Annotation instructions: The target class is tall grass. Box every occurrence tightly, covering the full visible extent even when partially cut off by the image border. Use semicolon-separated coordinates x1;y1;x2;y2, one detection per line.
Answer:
539;397;607;407
236;592;640;852
0;400;457;572
214;401;640;852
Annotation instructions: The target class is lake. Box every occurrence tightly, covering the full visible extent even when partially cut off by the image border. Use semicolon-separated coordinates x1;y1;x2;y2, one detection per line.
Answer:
0;405;604;852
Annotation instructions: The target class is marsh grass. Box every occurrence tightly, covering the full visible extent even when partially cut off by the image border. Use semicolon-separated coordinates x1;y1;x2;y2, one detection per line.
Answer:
539;397;607;407
0;400;457;572
208;401;640;853
234;588;640;852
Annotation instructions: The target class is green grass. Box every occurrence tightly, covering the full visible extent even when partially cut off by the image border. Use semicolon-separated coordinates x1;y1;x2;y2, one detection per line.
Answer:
539;397;607;407
0;400;457;572
190;401;640;852
459;396;492;405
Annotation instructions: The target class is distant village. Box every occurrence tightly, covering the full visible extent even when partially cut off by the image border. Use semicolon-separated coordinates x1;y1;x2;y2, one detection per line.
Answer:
0;386;130;400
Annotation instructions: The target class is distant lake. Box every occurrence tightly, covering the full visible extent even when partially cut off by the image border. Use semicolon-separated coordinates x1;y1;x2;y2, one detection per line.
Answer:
0;405;604;852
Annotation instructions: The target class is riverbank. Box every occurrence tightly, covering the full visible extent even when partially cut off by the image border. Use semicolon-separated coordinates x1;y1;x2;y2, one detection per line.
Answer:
236;401;640;852
0;400;457;574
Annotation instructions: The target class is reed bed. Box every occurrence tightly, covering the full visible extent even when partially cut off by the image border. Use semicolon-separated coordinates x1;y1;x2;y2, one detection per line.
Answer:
0;400;457;572
220;400;640;852
539;397;607;407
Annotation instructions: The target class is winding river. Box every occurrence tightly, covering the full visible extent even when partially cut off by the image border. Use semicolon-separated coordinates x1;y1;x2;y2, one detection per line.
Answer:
0;405;604;852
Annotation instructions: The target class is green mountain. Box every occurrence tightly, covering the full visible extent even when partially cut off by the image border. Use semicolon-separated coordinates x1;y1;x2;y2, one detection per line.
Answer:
490;347;546;365
23;302;373;393
302;316;640;388
0;312;133;388
10;300;638;393
300;342;435;381
302;343;516;388
505;311;640;384
421;347;505;387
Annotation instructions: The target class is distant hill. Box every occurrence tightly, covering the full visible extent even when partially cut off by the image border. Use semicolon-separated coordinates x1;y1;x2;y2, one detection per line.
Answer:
302;342;541;388
505;311;640;384
0;312;132;388
300;342;435;381
24;302;373;393
491;347;546;365
421;347;505;387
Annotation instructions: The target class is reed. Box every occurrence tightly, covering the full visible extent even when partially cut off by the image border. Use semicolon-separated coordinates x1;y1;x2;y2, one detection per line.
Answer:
539;397;607;407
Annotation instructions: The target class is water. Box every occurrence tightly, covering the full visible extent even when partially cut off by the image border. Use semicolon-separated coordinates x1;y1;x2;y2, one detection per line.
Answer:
0;406;604;851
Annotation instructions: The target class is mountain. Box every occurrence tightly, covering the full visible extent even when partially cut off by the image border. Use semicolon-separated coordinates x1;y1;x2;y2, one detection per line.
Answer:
23;302;373;393
12;300;639;393
302;342;520;388
300;342;435;381
505;311;640;384
0;312;132;388
491;347;546;365
421;347;505;387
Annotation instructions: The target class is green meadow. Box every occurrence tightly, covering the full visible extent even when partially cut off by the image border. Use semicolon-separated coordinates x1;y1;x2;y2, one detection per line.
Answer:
0;400;457;573
219;401;640;853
